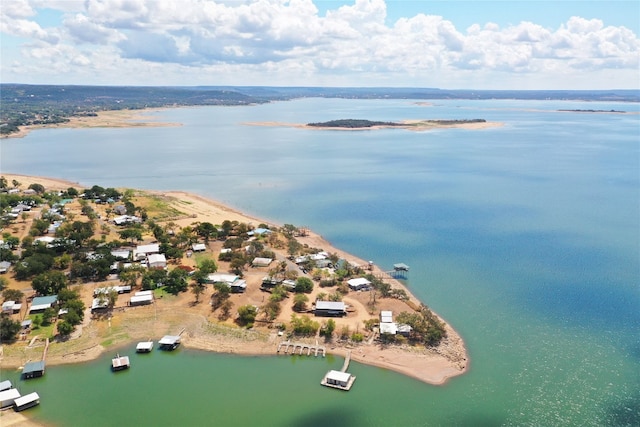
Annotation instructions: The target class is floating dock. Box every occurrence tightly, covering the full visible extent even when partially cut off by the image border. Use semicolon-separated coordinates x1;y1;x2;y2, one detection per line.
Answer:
136;341;154;353
276;340;326;357
158;335;181;351
321;350;356;391
0;380;13;392
21;360;45;379
0;388;21;409
111;354;130;371
14;392;40;411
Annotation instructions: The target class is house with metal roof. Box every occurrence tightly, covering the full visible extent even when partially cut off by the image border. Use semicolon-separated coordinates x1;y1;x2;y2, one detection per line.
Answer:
147;253;167;269
314;301;347;317
347;277;371;291
29;295;58;314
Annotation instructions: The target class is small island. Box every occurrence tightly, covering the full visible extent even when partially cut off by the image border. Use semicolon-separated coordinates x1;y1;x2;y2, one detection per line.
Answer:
248;118;500;131
557;109;627;113
307;118;487;128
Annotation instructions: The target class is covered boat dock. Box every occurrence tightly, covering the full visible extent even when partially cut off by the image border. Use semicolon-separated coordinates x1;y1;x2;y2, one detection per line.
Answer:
111;354;130;371
136;341;154;353
158;335;181;350
14;392;40;411
22;361;45;379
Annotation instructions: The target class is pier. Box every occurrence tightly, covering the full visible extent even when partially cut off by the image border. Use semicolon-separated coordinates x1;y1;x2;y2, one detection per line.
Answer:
276;340;326;357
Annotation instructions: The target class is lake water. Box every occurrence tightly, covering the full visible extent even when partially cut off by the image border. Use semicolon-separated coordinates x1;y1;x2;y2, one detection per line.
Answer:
1;98;639;426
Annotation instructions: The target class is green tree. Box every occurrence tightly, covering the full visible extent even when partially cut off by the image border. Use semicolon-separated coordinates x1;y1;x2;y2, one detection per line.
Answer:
164;268;189;295
219;300;233;320
237;304;257;328
31;270;68;295
28;183;45;194
2;288;23;302
190;280;205;303
292;293;309;312
321;319;336;339
262;300;281;321
294;276;314;293
290;314;319;336
41;307;56;326
0;314;21;343
211;282;230;311
118;227;143;245
57;320;74;336
198;259;218;275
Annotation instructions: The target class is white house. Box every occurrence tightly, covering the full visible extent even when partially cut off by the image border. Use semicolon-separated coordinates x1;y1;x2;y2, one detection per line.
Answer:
192;243;206;252
134;243;160;260
147;253;167;269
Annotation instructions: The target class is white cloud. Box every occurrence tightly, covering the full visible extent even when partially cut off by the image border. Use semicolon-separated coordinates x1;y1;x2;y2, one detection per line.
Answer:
1;1;638;88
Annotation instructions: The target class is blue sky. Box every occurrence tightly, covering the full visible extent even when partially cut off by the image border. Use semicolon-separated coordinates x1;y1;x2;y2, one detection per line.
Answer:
1;0;638;89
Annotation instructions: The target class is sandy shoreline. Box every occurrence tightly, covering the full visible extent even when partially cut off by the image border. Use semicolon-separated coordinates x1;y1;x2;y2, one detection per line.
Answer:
0;109;181;139
0;173;468;425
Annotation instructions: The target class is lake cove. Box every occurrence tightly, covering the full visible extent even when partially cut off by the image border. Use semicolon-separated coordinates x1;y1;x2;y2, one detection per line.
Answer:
0;98;638;426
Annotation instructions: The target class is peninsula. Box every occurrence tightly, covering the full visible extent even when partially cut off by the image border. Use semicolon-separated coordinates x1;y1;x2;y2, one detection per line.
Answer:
0;173;468;396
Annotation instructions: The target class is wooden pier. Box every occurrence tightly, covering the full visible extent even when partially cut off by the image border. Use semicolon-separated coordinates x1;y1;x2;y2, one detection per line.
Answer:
276;340;326;357
340;350;351;372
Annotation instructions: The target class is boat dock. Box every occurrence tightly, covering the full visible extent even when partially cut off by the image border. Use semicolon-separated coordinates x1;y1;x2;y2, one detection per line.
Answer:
159;329;184;351
14;392;40;411
111;354;130;371
136;340;154;353
276;340;326;357
321;350;356;391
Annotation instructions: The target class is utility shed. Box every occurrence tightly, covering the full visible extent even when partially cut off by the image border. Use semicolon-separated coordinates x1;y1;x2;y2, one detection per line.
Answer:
0;388;21;409
22;361;45;379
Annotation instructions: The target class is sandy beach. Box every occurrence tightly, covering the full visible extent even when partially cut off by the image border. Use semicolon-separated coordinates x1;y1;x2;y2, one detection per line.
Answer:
0;172;468;425
0;109;180;139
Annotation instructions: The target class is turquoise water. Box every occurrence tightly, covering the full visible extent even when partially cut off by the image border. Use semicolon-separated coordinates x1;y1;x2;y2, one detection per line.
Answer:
1;99;638;426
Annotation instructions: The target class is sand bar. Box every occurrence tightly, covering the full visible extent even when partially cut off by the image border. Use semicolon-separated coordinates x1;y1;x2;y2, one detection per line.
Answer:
244;119;503;131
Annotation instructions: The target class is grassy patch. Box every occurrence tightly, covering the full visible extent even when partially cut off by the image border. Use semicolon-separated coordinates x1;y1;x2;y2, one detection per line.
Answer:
135;193;185;221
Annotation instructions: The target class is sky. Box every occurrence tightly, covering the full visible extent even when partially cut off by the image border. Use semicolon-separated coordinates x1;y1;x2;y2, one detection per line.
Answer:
1;0;639;89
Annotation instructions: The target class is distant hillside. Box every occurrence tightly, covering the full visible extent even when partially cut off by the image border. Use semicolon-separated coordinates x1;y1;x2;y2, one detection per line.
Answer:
1;84;638;136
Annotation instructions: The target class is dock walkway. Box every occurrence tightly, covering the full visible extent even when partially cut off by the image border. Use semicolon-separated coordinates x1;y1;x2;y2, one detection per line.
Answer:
277;340;326;357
